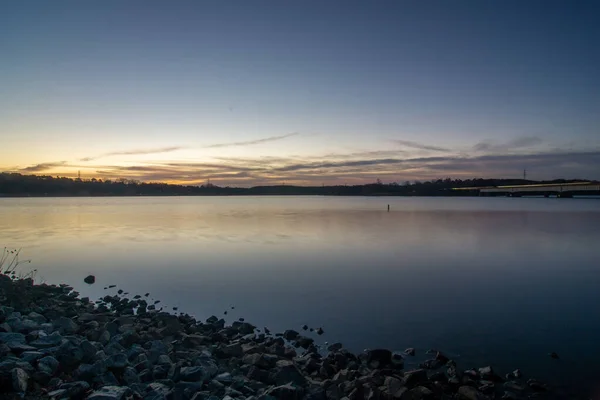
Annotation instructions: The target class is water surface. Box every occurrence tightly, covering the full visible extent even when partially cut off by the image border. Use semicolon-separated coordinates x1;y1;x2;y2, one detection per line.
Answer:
1;196;599;397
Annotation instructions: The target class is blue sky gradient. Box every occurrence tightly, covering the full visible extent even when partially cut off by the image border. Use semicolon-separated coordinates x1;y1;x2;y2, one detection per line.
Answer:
1;0;599;185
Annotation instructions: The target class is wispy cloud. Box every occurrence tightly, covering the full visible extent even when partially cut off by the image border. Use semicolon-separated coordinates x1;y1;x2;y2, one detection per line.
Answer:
19;161;68;172
80;146;185;161
203;132;299;149
473;136;543;152
393;139;451;152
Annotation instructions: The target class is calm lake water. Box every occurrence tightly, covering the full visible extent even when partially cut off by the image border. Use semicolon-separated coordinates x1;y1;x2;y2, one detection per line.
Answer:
1;196;600;397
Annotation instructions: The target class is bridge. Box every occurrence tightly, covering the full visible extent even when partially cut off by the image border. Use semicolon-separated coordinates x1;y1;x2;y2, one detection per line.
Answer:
453;182;600;197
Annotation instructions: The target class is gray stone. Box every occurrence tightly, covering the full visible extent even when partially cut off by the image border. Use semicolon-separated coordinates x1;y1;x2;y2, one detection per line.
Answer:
60;381;91;398
123;366;141;385
406;386;433;399
243;353;272;368
265;383;303;400
458;385;489;400
383;376;405;398
367;348;392;367
107;352;128;369
215;372;233;383
478;366;493;377
10;318;40;333
0;332;26;344
81;340;98;361
180;366;208;382
84;275;96;284
20;351;45;363
87;385;132;400
27;312;47;324
38;356;59;374
12;367;29;392
30;331;63;348
404;347;416;356
157;354;172;365
283;330;300;340
53;316;79;334
271;360;306;386
504;381;525;392
145;382;172;399
402;369;428;388
47;389;67;398
223;343;243;357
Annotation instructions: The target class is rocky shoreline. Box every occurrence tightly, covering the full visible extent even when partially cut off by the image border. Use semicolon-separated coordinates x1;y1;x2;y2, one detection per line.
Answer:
0;273;556;400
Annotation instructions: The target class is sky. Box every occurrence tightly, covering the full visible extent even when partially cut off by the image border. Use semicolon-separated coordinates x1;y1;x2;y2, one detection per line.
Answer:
1;0;599;186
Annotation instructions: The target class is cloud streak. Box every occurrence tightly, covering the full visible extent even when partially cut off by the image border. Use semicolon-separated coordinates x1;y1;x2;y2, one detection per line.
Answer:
203;132;299;149
19;161;67;172
80;146;185;161
80;149;600;187
473;136;543;152
393;139;451;152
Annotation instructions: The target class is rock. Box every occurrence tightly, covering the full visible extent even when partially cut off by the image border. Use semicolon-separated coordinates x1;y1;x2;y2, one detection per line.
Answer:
47;389;67;398
504;381;525;392
180;366;208;382
271;360;306;386
382;376;406;398
243;353;273;368
478;381;495;394
52;316;79;334
404;347;416;356
327;343;343;352
87;385;132;400
84;275;96;284
0;332;26;345
367;348;392;367
60;381;91;398
81;340;98;362
283;330;300;340
478;366;493;377
145;382;172;399
316;327;324;335
215;372;233;383
20;351;45;363
406;386;433;399
403;369;428;388
264;383;304;400
527;378;547;391
302;325;308;331
419;359;444;370
458;385;489;400
38;356;59;374
548;352;559;359
157;354;172;365
27;312;47;324
123;366;140;385
12;367;29;393
295;336;314;349
501;392;519;399
223;343;243;357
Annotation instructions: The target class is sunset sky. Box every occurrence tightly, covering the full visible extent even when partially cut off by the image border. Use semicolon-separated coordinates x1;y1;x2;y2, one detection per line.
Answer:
1;0;599;186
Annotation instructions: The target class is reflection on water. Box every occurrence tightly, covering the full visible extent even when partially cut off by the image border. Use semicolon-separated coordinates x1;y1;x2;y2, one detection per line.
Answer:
1;196;600;397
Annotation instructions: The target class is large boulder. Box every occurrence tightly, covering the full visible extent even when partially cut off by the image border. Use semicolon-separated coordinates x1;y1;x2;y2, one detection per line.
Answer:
367;348;392;367
458;385;490;400
12;367;29;393
52;317;79;334
87;385;132;400
264;383;304;400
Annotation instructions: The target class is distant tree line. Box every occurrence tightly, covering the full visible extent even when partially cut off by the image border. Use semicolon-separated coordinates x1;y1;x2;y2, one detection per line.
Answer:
0;173;594;197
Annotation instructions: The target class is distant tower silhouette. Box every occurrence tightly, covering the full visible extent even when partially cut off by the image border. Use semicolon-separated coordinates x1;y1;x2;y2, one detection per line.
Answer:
523;169;527;180
78;170;81;180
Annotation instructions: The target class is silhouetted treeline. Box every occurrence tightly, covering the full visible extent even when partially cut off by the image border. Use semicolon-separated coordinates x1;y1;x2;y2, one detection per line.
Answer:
0;173;594;197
